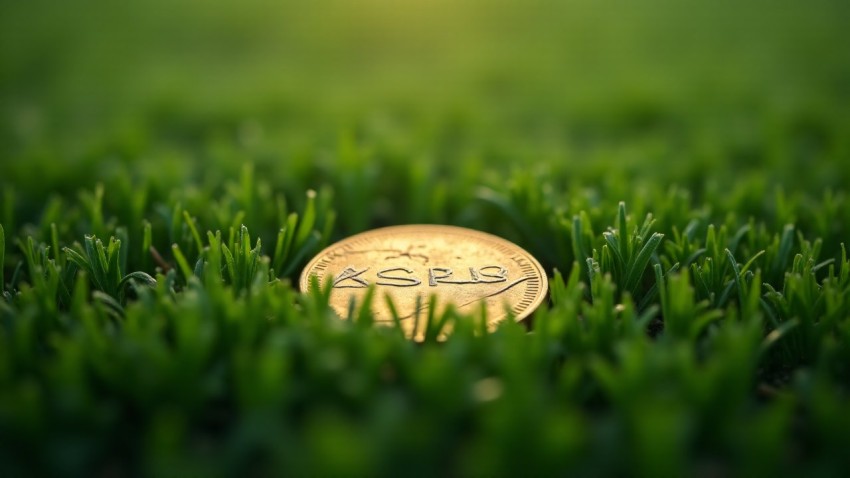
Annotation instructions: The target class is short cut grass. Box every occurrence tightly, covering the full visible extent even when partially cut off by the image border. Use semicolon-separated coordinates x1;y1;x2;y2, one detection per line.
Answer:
2;0;850;476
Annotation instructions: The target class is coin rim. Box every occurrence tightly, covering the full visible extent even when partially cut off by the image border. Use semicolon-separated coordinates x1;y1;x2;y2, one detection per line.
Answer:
298;224;549;326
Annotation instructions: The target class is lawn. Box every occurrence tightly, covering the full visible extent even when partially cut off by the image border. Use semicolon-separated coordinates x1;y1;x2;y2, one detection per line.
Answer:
2;0;850;476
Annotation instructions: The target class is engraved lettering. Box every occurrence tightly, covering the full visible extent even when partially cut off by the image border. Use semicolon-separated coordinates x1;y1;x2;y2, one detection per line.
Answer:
434;265;509;285
428;268;453;286
331;265;511;288
376;267;421;287
333;266;370;288
479;266;508;282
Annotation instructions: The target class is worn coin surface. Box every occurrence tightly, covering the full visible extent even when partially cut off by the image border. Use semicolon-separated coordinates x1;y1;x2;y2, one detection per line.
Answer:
299;225;548;340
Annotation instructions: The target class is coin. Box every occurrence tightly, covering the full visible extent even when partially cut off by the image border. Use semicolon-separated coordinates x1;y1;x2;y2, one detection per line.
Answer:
299;225;548;340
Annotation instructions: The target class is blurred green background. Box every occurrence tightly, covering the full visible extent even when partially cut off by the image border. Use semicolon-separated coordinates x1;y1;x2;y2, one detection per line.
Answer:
3;0;849;205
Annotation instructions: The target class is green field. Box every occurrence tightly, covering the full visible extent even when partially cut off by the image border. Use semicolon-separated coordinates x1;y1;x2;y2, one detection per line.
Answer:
2;0;850;475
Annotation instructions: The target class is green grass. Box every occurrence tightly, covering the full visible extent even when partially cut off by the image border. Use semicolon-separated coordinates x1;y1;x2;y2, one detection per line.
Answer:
2;0;850;476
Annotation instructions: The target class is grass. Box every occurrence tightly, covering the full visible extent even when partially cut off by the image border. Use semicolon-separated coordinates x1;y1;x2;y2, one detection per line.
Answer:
2;0;850;476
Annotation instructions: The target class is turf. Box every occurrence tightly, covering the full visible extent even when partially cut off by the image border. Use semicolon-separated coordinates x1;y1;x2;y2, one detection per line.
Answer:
2;0;850;476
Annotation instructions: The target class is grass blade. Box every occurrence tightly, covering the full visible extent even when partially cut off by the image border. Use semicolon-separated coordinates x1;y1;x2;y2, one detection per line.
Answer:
172;244;194;282
119;271;157;289
624;233;664;293
183;211;204;254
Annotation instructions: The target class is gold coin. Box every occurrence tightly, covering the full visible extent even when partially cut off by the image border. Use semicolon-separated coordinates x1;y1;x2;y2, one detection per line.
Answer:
299;225;548;340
